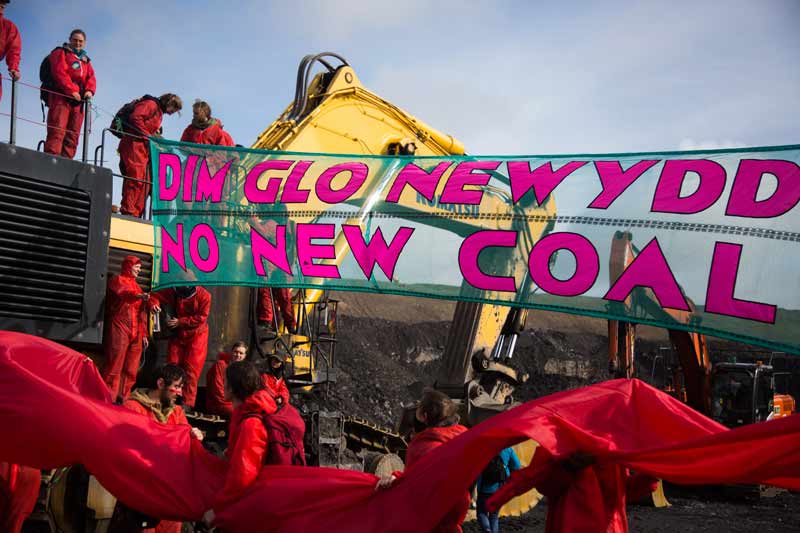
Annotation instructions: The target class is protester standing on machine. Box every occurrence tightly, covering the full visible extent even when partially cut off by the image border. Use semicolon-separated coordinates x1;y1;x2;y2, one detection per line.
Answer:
151;283;210;411
0;0;21;103
42;29;96;159
206;341;247;416
180;100;234;146
102;255;157;402
118;93;182;217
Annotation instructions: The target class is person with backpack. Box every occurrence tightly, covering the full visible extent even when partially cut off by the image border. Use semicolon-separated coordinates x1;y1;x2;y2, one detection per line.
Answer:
180;99;234;146
0;0;21;103
117;93;182;218
476;447;521;533
42;29;96;159
203;361;306;526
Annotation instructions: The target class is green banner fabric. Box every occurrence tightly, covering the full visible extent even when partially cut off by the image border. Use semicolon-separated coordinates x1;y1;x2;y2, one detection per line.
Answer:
150;139;800;353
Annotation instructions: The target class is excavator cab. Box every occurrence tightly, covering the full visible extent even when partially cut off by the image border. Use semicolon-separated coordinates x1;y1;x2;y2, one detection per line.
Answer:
710;363;774;427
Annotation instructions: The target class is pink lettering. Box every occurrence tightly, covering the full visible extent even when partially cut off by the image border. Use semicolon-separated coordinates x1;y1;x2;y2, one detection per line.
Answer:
457;230;517;292
279;160;314;204
589;160;659;209
604;238;689;310
244;160;293;204
705;242;776;323
725;159;800;218
158;153;181;202
182;155;199;202
195;158;233;203
440;161;500;205
528;232;599;297
250;224;291;276
342;225;414;280
509;161;587;205
316;163;369;204
385;162;452;203
651;159;726;214
297;223;340;278
161;224;186;273
188;224;219;273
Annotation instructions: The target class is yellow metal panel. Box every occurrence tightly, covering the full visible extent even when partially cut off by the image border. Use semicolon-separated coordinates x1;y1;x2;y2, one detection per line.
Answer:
109;216;154;253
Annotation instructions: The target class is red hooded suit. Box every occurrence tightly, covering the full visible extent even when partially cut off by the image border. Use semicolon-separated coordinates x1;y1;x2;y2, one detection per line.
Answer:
152;287;211;408
103;255;153;400
119;97;163;217
0;12;21;103
180;118;234;146
213;389;277;513
0;462;40;533
206;352;233;416
44;44;96;159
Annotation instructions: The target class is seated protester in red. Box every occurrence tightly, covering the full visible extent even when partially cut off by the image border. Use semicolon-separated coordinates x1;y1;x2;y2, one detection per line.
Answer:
204;361;278;525
0;0;21;102
376;389;470;533
180;100;234;146
509;449;658;533
43;29;96;159
118;93;182;218
205;341;247;416
260;347;290;406
0;462;40;533
116;364;203;533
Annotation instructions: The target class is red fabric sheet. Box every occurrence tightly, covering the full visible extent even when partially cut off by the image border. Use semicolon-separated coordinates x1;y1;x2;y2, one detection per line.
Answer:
1;331;799;532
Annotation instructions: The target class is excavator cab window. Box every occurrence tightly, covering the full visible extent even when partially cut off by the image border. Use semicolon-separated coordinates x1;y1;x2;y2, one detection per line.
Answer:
753;369;773;422
711;369;754;427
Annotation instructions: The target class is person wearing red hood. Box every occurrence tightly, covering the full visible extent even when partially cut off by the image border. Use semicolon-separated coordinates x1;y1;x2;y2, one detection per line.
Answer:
119;93;182;218
180;100;234;146
0;462;40;533
203;361;278;525
150;284;211;409
260;347;290;406
103;255;156;401
376;389;470;533
206;341;247;416
43;29;96;159
0;1;21;103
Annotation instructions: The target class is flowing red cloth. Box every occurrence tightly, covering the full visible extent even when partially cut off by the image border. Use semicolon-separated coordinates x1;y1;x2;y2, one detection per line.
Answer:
1;331;799;533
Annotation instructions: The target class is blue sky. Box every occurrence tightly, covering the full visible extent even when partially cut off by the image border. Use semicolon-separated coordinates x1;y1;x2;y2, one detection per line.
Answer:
2;1;798;165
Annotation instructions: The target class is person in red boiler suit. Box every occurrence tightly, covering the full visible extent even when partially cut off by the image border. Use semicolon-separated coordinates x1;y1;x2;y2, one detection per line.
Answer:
205;341;247;416
43;29;96;159
102;255;157;402
260;350;290;406
0;0;21;102
180;100;234;146
119;93;182;218
151;285;211;409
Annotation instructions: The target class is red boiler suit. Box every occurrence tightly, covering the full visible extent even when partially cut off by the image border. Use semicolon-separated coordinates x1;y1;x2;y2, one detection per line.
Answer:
213;389;277;513
397;423;470;533
251;218;296;331
152;287;211;408
119;98;163;217
261;372;290;406
44;45;96;159
205;352;232;416
102;255;152;400
122;391;188;533
180;118;234;146
0;462;40;533
0;14;21;102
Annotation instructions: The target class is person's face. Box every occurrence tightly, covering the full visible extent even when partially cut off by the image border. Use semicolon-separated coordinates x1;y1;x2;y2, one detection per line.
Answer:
166;103;180;115
131;263;142;277
159;378;183;405
231;345;247;362
0;5;6;15
69;32;85;52
270;357;283;369
415;404;427;424
192;106;208;123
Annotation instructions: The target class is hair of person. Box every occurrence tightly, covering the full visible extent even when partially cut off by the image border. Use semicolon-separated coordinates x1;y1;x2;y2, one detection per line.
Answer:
159;93;183;111
231;340;248;352
70;29;86;39
418;389;457;427
153;364;186;389
193;100;211;117
226;361;264;402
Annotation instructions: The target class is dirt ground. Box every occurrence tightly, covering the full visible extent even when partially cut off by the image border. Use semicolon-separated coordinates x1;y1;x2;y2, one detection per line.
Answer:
318;292;800;532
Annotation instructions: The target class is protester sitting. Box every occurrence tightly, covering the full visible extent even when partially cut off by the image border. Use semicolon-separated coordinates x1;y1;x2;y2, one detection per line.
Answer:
260;347;290;406
204;361;278;525
476;447;521;533
206;341;247;416
376;389;470;533
117;364;203;533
